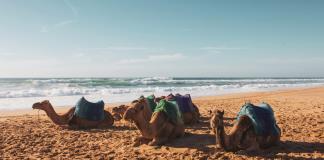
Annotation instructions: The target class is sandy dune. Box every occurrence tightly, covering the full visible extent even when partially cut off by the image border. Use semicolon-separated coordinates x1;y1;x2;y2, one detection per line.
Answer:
1;87;323;159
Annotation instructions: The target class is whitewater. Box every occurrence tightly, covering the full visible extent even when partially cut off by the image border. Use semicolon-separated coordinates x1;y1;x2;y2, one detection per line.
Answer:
0;77;324;110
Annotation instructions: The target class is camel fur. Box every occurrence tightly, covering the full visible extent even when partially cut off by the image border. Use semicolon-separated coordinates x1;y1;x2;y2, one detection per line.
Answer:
123;98;184;146
32;100;114;129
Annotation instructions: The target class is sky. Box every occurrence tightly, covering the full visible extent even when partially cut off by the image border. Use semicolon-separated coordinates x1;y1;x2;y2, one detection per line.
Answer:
0;0;323;77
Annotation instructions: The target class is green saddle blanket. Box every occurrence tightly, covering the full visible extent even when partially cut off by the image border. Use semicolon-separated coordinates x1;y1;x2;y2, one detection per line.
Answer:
146;95;157;112
237;103;280;136
154;99;183;125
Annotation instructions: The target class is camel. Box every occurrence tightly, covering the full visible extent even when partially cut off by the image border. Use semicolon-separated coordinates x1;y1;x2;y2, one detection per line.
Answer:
156;94;200;124
111;105;129;121
181;103;200;124
123;98;184;146
210;104;281;152
32;100;114;129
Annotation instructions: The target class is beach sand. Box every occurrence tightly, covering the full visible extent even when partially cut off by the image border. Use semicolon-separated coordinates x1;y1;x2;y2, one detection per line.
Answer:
1;87;323;159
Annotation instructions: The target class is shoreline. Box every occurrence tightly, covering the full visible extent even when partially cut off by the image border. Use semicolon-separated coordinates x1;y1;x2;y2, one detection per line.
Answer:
1;85;323;117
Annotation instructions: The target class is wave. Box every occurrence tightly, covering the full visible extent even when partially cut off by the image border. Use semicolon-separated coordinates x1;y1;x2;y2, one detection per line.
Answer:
1;81;323;99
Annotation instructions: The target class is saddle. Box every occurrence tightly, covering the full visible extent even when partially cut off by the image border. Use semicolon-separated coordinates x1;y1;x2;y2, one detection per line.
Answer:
237;103;280;136
166;93;195;113
74;97;105;121
154;99;183;125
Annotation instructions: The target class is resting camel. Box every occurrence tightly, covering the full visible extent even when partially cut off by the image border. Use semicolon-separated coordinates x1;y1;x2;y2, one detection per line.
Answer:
156;95;200;124
123;98;184;146
210;103;281;152
32;100;114;129
111;105;129;121
182;103;200;124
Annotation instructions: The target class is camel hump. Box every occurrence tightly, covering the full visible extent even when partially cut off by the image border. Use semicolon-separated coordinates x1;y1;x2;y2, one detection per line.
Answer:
154;99;183;125
237;102;280;136
74;97;105;121
169;94;195;113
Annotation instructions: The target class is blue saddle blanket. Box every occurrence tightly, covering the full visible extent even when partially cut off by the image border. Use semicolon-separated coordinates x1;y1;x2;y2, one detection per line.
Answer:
237;103;280;136
167;94;195;113
74;97;105;121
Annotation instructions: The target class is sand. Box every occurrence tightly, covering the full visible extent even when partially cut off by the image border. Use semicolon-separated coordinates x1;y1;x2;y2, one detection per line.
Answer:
1;87;323;159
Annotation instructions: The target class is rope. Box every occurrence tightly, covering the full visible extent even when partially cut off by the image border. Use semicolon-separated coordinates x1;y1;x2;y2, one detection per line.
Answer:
37;110;40;122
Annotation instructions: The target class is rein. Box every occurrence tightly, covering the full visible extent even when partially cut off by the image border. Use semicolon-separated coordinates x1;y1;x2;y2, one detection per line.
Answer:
37;110;40;122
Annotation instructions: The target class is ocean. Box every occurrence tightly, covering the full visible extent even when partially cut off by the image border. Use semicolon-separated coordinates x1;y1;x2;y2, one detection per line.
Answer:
1;77;324;110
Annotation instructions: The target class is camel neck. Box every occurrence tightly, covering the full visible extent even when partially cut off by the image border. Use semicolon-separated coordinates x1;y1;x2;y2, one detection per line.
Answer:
143;102;152;122
216;125;228;150
43;104;68;125
133;111;152;139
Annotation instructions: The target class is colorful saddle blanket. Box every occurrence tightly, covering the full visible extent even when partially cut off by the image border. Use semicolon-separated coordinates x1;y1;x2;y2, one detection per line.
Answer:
154;99;183;125
237;103;280;136
74;97;105;121
167;93;195;113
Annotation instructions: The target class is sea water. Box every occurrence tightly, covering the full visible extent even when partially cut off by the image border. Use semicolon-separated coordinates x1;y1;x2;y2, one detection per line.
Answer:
0;77;324;110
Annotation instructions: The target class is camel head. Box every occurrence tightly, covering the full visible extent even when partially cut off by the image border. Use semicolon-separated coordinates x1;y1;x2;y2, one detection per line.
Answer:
112;105;129;121
210;109;224;131
112;105;128;114
123;98;148;121
32;100;52;111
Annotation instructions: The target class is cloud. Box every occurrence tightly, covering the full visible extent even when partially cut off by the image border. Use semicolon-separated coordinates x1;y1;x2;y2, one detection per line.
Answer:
81;47;149;51
200;46;245;54
55;19;76;27
41;20;77;33
73;46;151;57
0;52;14;56
63;0;79;17
118;53;184;64
40;0;78;33
200;47;243;50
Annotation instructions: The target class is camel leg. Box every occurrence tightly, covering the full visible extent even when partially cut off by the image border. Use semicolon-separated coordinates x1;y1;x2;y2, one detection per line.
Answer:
149;122;174;146
173;124;185;138
149;137;168;146
244;133;260;152
133;136;151;147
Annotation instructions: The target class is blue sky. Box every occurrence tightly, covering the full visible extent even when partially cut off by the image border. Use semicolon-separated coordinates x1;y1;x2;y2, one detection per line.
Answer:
0;0;323;77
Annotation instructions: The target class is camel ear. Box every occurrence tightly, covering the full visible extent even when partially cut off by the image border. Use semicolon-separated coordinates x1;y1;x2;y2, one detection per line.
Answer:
208;110;212;115
43;100;50;103
139;98;146;103
217;110;224;116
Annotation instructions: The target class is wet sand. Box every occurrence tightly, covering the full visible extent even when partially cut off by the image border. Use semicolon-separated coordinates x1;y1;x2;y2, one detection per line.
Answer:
1;87;323;159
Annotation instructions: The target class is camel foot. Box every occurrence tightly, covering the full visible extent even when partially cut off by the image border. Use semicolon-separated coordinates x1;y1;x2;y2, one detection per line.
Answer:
245;142;260;152
133;137;151;147
148;137;168;146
